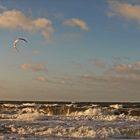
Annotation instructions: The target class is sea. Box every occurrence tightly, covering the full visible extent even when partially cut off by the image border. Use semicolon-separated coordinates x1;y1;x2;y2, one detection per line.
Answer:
0;101;140;140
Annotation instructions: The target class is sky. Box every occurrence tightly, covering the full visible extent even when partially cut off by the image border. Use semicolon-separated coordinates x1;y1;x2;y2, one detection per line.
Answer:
0;0;140;101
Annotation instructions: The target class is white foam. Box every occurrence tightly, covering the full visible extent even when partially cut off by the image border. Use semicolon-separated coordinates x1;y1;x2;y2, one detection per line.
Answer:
9;125;98;138
6;124;140;139
0;113;140;139
110;104;123;109
69;108;102;116
3;104;18;108
20;107;37;113
66;104;74;107
91;104;98;107
16;112;42;121
22;103;36;107
43;104;59;108
0;102;140;139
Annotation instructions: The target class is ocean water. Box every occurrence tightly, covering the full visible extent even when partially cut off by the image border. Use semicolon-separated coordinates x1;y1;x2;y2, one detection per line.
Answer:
0;101;140;139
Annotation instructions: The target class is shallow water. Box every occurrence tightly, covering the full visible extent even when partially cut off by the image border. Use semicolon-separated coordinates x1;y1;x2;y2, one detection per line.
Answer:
0;101;140;139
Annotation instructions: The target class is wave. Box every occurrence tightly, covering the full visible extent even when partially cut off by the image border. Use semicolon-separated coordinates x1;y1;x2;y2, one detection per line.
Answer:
0;121;140;139
0;102;140;118
1;109;139;123
0;102;140;139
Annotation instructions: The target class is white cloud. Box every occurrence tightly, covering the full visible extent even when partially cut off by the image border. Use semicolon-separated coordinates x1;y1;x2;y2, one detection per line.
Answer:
63;18;89;31
20;63;48;73
108;1;140;25
112;61;140;75
0;10;54;40
79;60;140;84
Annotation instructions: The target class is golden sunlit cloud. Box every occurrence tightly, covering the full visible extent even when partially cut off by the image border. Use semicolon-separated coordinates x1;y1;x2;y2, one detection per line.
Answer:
63;18;89;31
79;60;140;84
108;1;140;24
80;73;140;84
0;10;54;40
103;61;140;82
112;61;140;81
20;63;48;73
112;64;133;74
112;61;140;76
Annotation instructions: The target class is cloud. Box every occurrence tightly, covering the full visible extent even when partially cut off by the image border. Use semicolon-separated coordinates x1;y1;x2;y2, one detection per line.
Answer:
63;18;89;31
0;10;54;40
107;61;140;82
20;63;48;73
79;72;140;86
79;60;140;84
112;61;140;75
108;1;140;24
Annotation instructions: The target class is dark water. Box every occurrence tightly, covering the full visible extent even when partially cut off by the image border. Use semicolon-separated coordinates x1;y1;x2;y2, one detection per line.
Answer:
0;101;140;139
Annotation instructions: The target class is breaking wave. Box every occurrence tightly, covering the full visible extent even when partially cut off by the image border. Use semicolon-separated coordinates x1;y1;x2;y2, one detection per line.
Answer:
0;101;140;139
